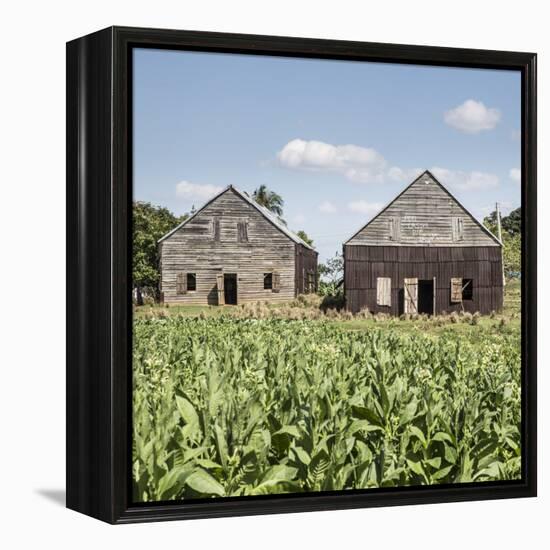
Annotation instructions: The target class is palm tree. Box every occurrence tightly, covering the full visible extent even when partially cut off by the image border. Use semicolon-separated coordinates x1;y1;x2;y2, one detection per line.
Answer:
252;185;284;217
296;230;314;247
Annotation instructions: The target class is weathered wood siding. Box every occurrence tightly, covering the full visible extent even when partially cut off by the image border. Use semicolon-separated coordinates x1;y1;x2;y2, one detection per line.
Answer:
160;189;296;304
295;244;318;295
347;172;500;247
344;245;503;315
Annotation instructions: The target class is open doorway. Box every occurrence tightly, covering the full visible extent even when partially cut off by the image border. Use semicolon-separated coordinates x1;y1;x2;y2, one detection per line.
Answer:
224;273;237;305
418;279;434;314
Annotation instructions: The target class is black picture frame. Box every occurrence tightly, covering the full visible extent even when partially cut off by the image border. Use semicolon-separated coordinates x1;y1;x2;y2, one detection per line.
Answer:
66;26;537;524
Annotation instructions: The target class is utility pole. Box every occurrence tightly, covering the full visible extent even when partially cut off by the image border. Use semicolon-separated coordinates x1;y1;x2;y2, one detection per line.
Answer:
495;202;503;242
496;202;506;287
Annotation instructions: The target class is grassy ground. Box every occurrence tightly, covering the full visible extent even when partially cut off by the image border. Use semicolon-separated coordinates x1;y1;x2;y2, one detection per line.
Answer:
136;279;520;337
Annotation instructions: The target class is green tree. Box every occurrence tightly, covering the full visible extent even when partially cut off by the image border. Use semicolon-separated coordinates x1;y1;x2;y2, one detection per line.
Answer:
252;185;284;217
483;207;521;277
133;202;187;304
502;232;521;276
296;230;314;247
502;207;521;236
483;207;521;237
318;252;344;296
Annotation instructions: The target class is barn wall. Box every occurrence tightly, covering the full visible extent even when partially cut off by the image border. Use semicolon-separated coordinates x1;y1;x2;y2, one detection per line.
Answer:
160;189;297;304
344;245;503;315
347;172;500;247
295;244;318;295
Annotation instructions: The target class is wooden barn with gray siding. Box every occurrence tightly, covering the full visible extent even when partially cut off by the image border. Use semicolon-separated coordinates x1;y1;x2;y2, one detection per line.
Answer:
344;170;503;315
158;186;317;305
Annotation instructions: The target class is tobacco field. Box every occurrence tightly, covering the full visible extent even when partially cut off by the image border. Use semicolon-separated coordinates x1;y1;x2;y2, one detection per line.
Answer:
132;317;521;502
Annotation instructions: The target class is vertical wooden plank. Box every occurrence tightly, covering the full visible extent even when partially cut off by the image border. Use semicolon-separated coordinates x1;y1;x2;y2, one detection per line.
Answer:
176;272;187;295
237;221;243;242
383;246;398;262
273;272;281;293
433;276;436;315
369;247;384;261
388;218;401;242
451;217;464;242
237;220;248;242
216;273;225;305
213;219;220;241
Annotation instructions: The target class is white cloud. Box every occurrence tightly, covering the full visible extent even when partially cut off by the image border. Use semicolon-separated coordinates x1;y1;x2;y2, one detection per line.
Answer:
176;180;223;201
277;138;388;184
319;200;337;213
348;200;384;216
430;167;499;191
276;138;500;195
387;166;423;183
444;100;501;133
509;168;521;183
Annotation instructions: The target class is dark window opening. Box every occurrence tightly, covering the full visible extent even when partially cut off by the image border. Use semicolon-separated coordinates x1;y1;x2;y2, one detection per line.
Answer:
462;278;473;300
264;273;273;290
187;273;196;291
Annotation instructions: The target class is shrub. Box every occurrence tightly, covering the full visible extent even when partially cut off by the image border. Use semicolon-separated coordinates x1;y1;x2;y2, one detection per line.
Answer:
340;310;354;321
462;312;473;323
357;307;372;320
321;294;345;312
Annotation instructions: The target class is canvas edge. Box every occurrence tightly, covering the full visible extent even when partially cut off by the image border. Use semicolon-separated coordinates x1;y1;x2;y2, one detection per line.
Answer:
66;25;537;525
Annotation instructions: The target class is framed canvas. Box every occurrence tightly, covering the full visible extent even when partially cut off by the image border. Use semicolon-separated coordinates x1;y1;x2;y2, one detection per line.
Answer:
66;26;537;524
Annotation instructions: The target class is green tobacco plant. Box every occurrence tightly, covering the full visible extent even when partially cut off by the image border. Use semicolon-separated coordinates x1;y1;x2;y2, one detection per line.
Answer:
132;318;521;501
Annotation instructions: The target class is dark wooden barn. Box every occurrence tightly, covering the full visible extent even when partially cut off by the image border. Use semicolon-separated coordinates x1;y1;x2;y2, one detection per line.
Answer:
344;170;503;315
158;186;317;305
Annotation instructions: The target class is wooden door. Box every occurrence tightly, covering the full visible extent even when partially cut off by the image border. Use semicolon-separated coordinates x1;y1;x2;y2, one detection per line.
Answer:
216;273;225;305
404;278;418;314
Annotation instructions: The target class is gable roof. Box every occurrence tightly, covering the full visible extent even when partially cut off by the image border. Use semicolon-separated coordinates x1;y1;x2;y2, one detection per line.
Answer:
345;170;502;246
158;185;315;250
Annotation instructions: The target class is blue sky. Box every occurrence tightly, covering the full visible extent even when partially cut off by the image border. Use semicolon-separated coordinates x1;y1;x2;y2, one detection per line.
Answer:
133;48;521;262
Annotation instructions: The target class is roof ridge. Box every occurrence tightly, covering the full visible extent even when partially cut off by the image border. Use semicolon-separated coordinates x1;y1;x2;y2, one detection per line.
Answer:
344;169;502;246
157;185;315;250
230;187;315;250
